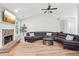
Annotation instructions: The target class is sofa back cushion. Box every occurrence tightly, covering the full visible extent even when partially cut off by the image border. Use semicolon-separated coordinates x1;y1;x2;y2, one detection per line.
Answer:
57;32;67;38
34;32;46;37
52;32;58;36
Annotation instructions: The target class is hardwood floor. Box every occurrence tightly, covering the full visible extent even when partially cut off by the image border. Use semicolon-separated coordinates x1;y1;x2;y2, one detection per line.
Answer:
0;40;79;56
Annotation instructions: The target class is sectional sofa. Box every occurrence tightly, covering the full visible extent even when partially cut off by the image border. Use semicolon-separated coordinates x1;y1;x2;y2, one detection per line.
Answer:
24;32;79;50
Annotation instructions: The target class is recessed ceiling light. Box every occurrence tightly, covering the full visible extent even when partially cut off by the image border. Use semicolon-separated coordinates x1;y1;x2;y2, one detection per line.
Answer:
14;9;19;13
14;8;21;13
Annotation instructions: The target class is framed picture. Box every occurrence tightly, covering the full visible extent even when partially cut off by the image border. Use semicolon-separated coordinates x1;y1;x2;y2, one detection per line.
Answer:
3;10;16;24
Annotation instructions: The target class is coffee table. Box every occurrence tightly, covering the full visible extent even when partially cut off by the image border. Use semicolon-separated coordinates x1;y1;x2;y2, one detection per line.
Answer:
43;37;53;46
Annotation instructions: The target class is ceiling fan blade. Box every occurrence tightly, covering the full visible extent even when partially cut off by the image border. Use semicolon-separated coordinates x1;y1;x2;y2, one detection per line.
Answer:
41;9;47;10
50;8;58;10
44;11;47;13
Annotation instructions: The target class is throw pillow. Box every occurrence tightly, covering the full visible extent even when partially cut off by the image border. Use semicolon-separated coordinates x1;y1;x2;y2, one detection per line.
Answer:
66;35;74;40
29;33;34;36
47;33;52;36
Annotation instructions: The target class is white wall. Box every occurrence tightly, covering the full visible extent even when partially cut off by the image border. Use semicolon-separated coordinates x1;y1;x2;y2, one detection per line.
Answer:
78;5;79;35
0;5;4;22
60;17;78;34
59;4;78;34
22;14;60;32
59;4;78;18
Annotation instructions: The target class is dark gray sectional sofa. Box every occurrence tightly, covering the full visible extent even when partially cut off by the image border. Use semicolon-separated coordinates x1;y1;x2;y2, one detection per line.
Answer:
24;32;79;50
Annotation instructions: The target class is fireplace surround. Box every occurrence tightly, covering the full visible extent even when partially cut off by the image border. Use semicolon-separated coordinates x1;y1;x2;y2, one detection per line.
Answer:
2;29;14;45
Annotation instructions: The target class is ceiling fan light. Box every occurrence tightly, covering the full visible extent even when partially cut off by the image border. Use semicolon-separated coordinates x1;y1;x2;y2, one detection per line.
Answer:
50;11;52;13
41;3;57;14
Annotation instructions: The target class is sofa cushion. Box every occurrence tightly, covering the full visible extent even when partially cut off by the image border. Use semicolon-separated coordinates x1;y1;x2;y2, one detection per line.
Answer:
66;35;74;41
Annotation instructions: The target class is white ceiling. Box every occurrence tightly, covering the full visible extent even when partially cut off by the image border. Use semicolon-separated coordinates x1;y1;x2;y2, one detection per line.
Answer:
0;3;78;20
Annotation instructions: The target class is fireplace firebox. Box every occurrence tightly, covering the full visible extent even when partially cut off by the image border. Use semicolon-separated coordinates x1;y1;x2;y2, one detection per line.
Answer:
4;35;13;45
2;29;14;45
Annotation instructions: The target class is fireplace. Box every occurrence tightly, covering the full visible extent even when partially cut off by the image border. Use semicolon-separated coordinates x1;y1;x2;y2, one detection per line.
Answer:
4;35;13;45
2;29;14;45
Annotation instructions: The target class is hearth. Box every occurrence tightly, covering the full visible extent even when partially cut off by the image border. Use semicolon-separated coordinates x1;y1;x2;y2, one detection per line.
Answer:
4;35;13;45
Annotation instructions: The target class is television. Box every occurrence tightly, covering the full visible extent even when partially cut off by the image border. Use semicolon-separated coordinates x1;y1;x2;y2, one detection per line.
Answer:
3;10;16;24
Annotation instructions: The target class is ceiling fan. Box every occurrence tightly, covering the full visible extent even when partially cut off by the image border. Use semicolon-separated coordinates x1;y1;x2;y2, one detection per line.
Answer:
41;3;58;13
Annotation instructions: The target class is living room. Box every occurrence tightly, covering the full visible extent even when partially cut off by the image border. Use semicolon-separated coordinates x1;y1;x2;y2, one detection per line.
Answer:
0;3;79;56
